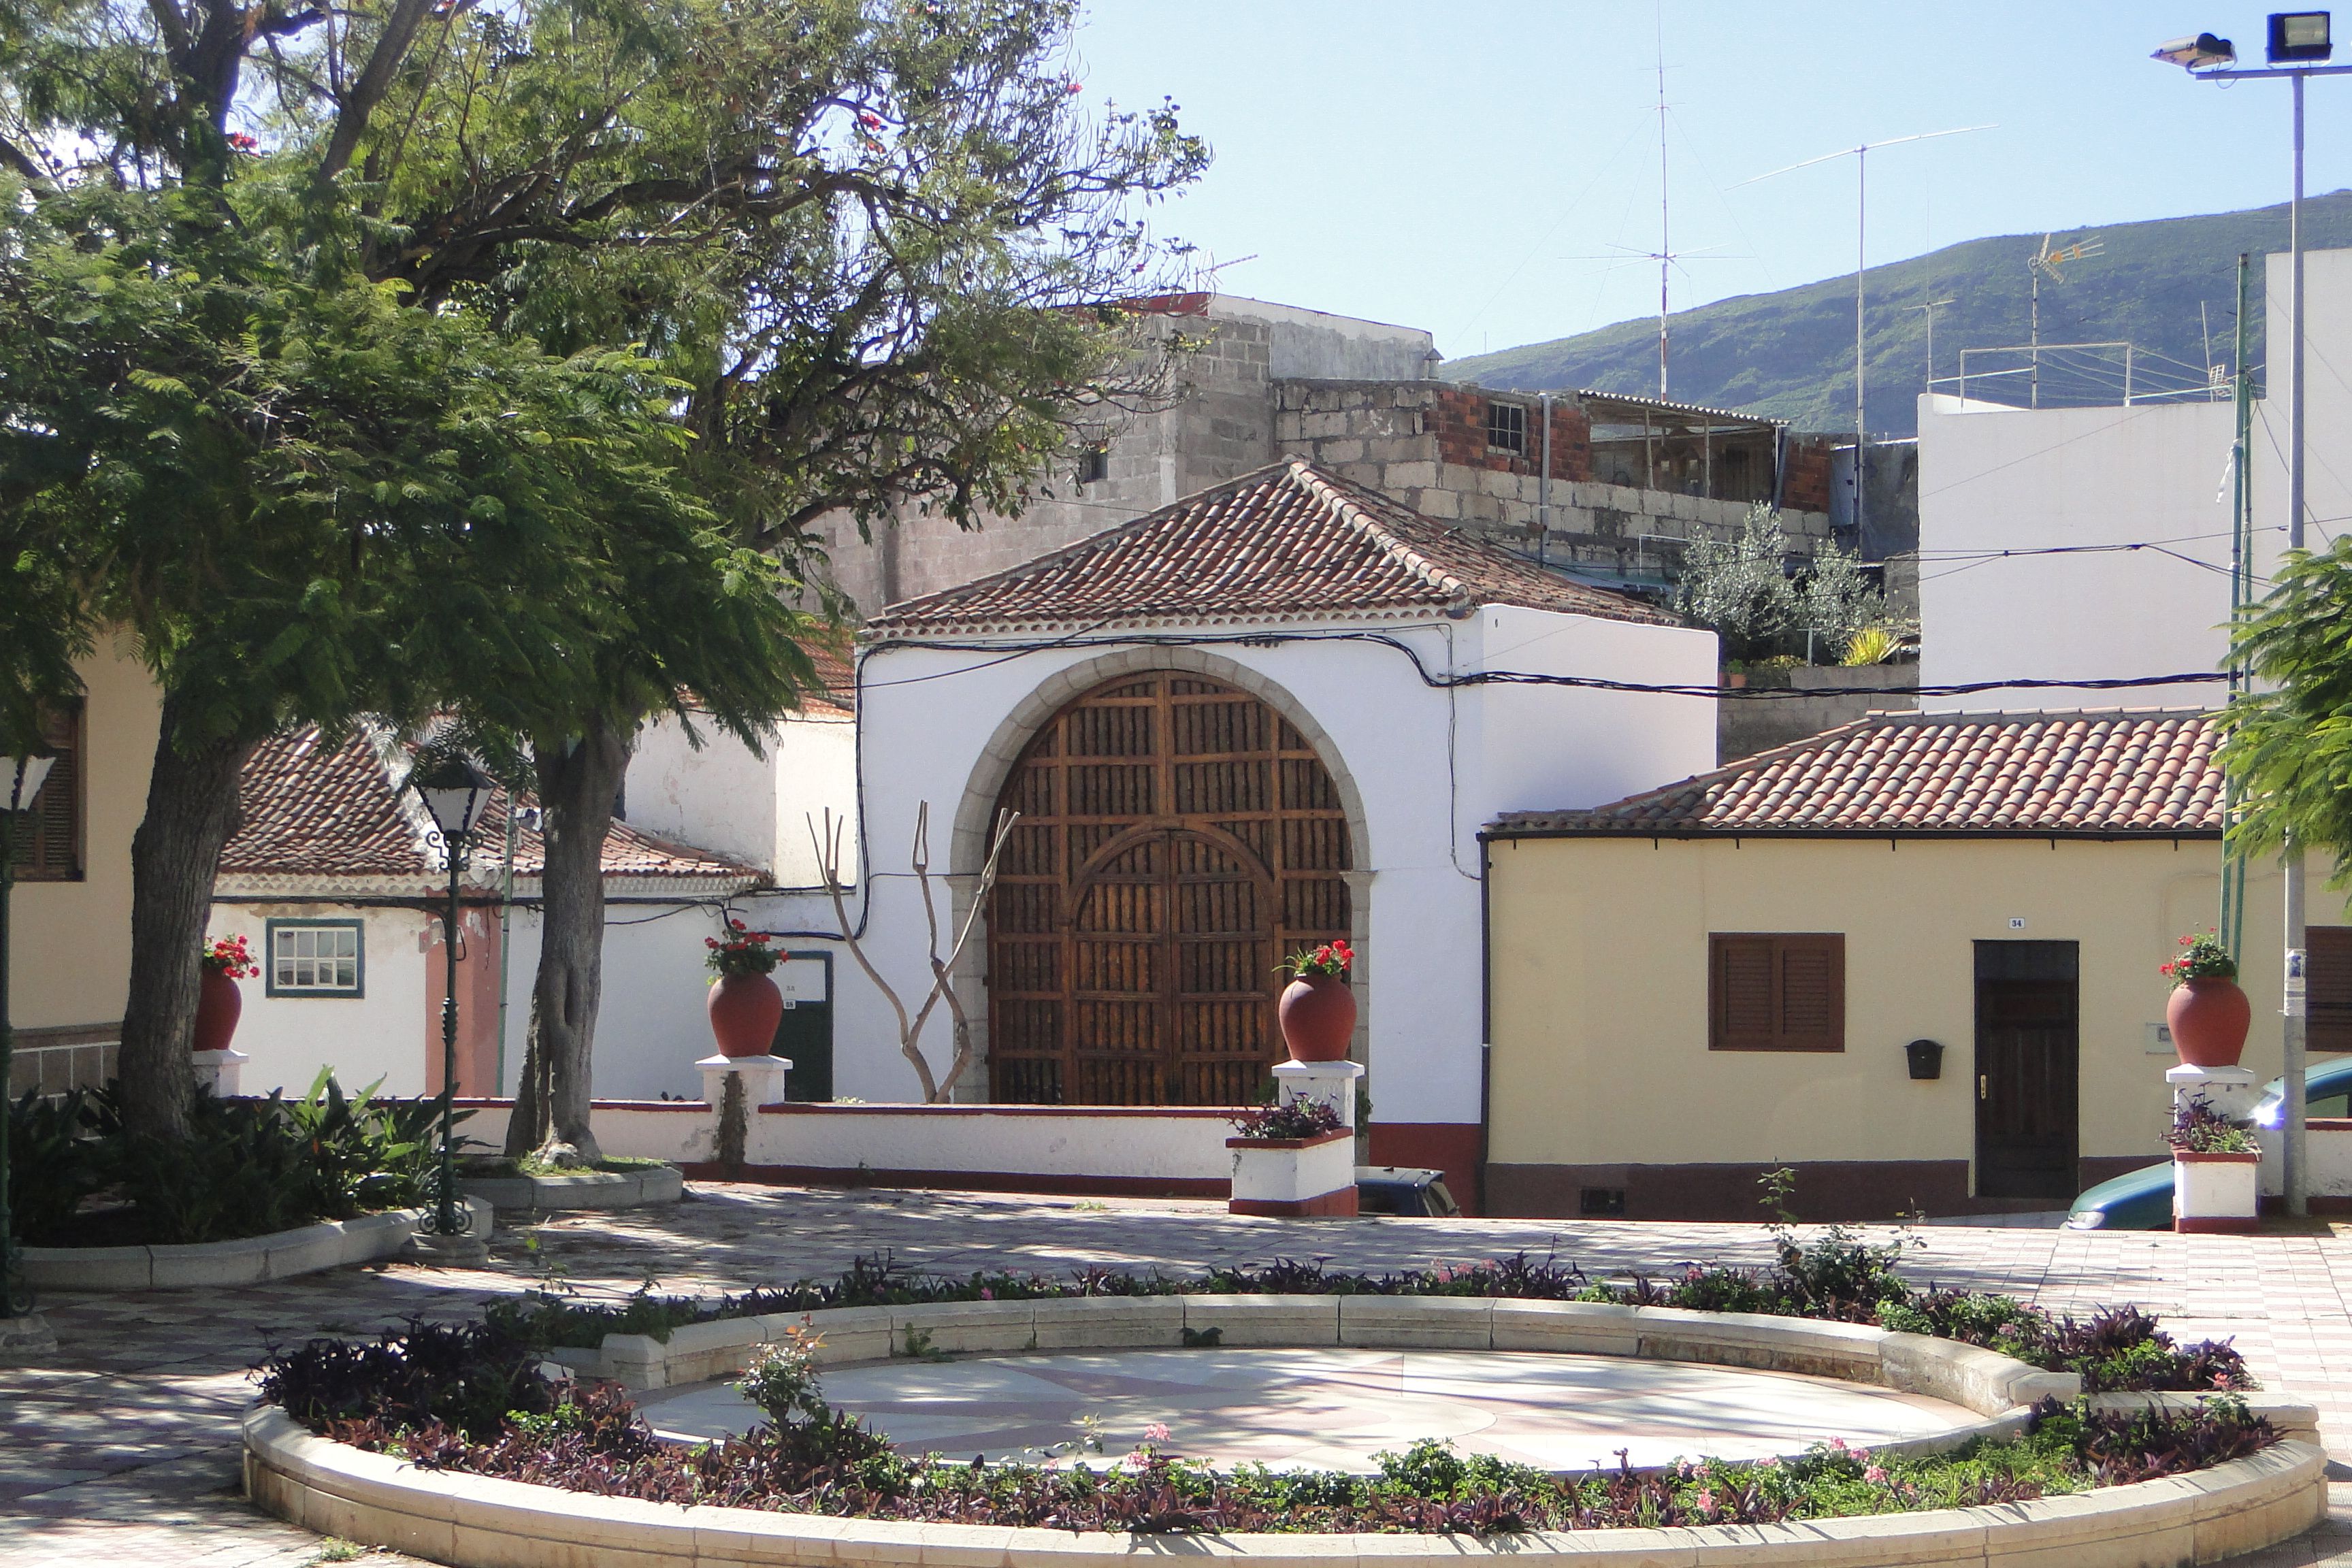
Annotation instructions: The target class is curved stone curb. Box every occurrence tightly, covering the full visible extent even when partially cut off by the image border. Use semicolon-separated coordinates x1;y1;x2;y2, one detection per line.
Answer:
241;1404;2327;1568
459;1164;683;1212
23;1196;493;1292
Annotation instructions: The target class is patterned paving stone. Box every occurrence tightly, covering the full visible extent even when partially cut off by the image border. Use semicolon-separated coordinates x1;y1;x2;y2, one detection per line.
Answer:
7;1184;2352;1564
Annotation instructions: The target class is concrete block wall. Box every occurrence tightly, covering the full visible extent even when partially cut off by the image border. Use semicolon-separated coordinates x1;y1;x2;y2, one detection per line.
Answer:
811;306;1842;622
813;313;1278;615
1718;664;1921;764
1273;380;1836;581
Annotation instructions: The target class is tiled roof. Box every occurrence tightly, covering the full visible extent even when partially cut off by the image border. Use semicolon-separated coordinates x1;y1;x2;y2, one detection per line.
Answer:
223;728;763;888
866;458;1680;634
221;730;425;879
799;634;855;715
1488;710;2224;838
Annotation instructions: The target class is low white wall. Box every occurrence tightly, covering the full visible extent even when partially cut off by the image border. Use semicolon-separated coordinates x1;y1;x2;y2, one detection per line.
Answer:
2259;1122;2352;1197
457;1097;1235;1188
752;1103;1232;1182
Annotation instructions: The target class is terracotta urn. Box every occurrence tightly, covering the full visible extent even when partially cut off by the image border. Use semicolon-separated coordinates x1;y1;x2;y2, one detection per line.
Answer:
1278;974;1356;1063
2168;977;2251;1070
193;966;244;1054
708;971;785;1059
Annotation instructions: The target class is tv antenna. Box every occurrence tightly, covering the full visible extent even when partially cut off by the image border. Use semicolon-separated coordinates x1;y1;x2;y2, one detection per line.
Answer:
1910;297;1957;391
1740;124;1993;542
2027;233;2104;408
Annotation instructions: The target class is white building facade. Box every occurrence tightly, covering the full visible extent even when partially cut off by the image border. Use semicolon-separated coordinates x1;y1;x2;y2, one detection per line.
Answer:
1915;246;2352;709
835;459;1716;1207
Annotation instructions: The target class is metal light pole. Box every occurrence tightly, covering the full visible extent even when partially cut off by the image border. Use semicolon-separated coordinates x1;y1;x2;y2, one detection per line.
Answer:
2159;12;2344;1216
0;752;56;1318
408;754;493;1237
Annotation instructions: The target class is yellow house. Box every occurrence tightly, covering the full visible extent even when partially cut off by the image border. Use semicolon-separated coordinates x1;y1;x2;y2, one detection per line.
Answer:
1482;710;2349;1222
6;638;161;1096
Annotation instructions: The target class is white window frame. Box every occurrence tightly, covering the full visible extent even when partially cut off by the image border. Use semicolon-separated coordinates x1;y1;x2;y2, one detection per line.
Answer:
266;919;365;998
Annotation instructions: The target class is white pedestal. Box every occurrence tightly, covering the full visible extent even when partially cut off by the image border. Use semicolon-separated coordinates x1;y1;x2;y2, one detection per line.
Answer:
1271;1059;1364;1129
1228;1131;1358;1218
2166;1063;2261;1123
191;1047;248;1098
2174;1152;2261;1232
698;1053;793;1110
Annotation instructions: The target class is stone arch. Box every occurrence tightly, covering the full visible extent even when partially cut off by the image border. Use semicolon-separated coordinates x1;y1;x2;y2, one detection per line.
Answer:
951;647;1369;875
945;647;1371;1102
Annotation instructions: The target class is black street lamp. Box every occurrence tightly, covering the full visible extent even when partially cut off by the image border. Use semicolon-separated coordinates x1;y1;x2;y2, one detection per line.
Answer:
408;753;493;1237
0;751;56;1316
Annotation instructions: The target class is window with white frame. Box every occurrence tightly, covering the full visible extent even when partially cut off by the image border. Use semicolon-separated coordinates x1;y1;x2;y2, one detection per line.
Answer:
267;919;364;997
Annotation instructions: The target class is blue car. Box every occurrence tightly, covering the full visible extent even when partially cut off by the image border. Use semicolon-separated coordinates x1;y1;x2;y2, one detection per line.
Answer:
2064;1056;2352;1229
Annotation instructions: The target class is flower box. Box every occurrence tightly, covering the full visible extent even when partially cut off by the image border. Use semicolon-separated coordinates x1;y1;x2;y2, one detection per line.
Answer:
1227;1128;1356;1218
2174;1149;2260;1234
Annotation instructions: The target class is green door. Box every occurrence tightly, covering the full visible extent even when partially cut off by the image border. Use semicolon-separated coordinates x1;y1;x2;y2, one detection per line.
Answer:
770;951;834;1102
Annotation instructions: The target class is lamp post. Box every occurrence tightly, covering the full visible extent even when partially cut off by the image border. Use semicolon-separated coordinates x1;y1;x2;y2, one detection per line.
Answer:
2158;11;2345;1217
408;754;493;1237
0;751;56;1318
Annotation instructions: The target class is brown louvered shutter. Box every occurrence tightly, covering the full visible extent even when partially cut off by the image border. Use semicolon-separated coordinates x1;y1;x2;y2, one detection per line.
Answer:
1776;934;1845;1051
1710;932;1844;1051
1711;934;1779;1049
2309;927;2352;1054
7;702;82;882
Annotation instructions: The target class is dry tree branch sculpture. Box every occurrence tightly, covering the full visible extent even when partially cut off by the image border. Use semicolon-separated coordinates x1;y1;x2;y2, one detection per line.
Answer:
810;802;1018;1103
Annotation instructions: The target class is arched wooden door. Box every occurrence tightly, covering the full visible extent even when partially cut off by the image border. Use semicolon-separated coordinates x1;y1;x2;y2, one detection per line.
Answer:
987;672;1353;1105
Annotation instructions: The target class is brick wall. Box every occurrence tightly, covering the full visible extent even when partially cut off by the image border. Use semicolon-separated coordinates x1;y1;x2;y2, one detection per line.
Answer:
1782;436;1834;515
1424;387;1591;481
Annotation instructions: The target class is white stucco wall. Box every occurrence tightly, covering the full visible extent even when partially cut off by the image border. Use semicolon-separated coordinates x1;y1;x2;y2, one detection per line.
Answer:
494;899;845;1105
1914;245;2352;711
1915;394;2239;710
212;892;850;1109
208;905;434;1098
629;717;780;873
626;711;858;887
845;613;1713;1130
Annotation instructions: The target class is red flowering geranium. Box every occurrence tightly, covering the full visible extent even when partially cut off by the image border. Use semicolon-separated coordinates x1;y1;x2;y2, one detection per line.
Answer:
1277;938;1352;980
201;934;259;979
705;917;781;979
2161;931;2237;983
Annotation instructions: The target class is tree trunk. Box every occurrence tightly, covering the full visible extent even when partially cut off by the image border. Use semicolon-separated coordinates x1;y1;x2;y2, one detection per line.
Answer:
528;718;629;1161
502;990;549;1158
116;692;256;1143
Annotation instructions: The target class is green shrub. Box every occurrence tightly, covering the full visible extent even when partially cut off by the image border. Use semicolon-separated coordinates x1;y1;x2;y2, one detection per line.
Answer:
7;1085;108;1244
13;1075;465;1246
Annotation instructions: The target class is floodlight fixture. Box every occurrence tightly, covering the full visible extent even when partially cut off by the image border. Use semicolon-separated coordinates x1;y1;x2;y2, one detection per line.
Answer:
2270;10;2333;62
2153;31;2237;69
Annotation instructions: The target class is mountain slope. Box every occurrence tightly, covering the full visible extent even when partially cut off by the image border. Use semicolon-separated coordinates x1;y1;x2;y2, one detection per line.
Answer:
1446;193;2352;437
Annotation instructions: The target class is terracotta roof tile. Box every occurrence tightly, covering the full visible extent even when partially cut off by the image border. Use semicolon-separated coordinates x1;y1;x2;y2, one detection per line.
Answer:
223;728;763;887
1488;710;2224;838
867;458;1679;634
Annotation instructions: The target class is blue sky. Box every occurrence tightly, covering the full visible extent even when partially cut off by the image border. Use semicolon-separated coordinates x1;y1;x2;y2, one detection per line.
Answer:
1070;2;2352;358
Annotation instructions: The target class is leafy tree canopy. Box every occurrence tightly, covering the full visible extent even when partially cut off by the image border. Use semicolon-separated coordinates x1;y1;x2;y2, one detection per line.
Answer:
2219;539;2352;871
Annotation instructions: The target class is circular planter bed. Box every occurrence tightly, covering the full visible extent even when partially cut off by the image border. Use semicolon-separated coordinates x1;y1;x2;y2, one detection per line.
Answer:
246;1297;2326;1567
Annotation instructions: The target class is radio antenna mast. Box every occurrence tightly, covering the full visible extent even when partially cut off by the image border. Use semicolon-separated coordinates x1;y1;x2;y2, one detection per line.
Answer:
1740;124;1991;543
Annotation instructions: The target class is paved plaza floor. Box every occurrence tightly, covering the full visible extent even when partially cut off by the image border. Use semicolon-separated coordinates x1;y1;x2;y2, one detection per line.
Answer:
10;1183;2352;1564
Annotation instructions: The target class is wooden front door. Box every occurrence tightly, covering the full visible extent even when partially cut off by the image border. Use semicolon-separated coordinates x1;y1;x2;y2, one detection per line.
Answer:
1974;941;2080;1200
987;672;1353;1105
